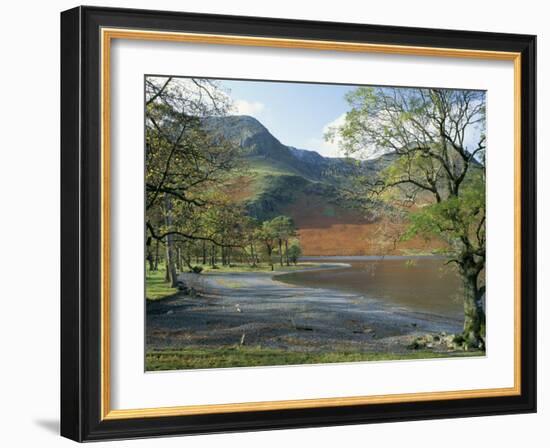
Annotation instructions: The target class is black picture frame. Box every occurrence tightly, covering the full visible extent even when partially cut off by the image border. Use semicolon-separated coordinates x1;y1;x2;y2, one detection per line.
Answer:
61;5;536;442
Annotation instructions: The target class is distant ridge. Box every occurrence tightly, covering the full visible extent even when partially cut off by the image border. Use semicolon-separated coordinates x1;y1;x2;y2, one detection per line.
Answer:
207;115;395;185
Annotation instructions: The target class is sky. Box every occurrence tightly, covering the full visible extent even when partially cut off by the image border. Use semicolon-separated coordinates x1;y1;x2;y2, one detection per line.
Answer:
217;79;354;158
150;76;484;160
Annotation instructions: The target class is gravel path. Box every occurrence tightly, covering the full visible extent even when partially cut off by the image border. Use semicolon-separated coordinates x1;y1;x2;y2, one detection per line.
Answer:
146;265;462;353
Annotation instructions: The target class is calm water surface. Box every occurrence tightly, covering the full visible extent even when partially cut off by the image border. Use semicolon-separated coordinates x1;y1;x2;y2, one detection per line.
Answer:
278;257;464;320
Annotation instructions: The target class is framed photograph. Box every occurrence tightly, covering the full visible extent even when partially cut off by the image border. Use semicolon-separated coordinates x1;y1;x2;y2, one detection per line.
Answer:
60;6;536;441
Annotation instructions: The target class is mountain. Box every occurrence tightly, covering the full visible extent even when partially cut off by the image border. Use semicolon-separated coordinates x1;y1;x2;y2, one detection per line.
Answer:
209;115;436;256
207;115;363;183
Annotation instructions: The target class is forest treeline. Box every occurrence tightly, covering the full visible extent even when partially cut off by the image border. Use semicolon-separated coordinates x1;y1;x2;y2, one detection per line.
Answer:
145;77;302;285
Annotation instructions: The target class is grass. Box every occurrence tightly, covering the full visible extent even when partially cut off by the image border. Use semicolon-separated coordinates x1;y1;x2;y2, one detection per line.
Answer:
240;162;296;202
146;265;177;301
247;158;297;177
145;346;484;371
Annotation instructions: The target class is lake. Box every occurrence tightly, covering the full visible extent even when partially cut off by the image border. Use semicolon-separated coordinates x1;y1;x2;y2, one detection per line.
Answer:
277;256;464;321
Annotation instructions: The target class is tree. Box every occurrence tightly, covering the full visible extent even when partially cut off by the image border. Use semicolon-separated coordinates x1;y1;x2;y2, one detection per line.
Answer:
145;76;242;283
257;221;278;271
163;194;178;287
202;195;249;266
287;239;302;265
269;216;295;266
145;77;237;212
240;217;261;267
327;86;486;349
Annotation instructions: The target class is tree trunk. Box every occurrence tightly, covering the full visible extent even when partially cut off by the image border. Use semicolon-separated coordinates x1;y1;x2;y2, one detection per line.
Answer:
202;241;206;265
461;268;486;350
266;243;274;271
164;242;170;283
250;243;256;267
176;247;182;271
210;244;216;267
278;239;283;266
284;239;289;266
163;196;178;288
153;239;159;271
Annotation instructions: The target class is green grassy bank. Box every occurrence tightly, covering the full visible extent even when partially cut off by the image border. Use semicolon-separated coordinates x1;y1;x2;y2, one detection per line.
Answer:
146;346;483;371
145;265;177;301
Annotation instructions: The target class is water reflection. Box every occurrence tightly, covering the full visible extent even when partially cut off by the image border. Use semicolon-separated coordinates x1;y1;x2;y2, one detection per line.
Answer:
278;257;464;320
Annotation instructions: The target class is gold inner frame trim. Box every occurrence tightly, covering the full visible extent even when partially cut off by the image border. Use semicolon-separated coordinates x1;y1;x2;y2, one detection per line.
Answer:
100;27;522;421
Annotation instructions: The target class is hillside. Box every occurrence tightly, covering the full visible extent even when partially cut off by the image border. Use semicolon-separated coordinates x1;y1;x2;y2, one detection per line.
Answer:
211;115;440;256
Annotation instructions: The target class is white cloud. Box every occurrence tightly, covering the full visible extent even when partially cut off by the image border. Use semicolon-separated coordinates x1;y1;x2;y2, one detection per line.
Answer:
305;113;347;158
232;99;265;117
321;113;347;156
323;113;347;133
318;112;392;160
306;138;343;159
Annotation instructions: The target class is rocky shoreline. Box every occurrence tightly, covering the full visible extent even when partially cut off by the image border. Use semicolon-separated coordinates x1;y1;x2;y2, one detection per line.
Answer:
146;265;466;356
